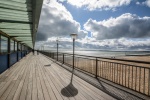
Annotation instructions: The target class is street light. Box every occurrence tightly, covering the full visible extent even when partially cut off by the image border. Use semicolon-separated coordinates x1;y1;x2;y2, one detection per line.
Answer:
56;38;59;61
41;45;44;51
70;33;77;69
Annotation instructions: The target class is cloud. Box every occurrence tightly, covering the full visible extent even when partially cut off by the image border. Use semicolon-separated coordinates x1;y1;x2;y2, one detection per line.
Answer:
35;0;150;51
143;0;150;7
35;37;150;51
136;2;140;5
36;0;87;41
84;13;150;40
65;0;131;11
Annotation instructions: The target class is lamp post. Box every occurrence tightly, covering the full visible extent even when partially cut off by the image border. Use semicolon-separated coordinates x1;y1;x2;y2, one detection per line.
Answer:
41;45;44;52
70;33;77;69
56;39;59;61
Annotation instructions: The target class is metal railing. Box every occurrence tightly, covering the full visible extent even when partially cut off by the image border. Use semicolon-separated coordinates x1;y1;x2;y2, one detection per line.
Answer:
40;51;150;96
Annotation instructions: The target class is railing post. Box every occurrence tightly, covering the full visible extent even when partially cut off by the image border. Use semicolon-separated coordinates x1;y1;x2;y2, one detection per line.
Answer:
63;54;64;64
57;42;58;61
96;57;98;78
148;69;150;96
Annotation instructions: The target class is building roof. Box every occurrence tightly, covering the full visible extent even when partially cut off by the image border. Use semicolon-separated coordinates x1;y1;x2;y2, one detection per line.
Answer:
0;0;43;48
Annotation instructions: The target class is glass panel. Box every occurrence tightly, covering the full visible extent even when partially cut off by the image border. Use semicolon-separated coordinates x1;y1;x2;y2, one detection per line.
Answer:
0;12;30;18
0;16;31;22
18;43;21;51
7;33;31;35
15;41;17;51
1;35;8;53
25;46;27;51
22;45;24;51
1;29;31;33
10;40;14;52
0;1;29;8
0;8;30;15
0;4;28;11
0;22;32;30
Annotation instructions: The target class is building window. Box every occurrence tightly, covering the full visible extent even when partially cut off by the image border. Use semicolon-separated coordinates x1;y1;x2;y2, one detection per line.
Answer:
1;35;8;53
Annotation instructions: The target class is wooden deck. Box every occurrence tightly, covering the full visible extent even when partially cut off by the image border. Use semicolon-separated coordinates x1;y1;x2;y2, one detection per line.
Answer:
0;53;115;100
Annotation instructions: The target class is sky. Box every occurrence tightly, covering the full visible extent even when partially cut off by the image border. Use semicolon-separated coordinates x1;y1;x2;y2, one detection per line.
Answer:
35;0;150;51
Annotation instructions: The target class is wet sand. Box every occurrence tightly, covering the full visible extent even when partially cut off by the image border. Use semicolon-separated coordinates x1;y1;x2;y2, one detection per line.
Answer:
117;55;150;62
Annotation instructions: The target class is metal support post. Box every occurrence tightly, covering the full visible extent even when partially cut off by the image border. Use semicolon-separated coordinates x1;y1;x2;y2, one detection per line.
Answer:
57;42;58;61
73;39;75;69
63;54;64;64
96;57;98;78
17;42;19;61
7;38;10;68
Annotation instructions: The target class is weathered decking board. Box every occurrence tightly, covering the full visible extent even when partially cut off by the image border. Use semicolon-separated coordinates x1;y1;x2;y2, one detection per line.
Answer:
42;53;150;100
0;53;115;100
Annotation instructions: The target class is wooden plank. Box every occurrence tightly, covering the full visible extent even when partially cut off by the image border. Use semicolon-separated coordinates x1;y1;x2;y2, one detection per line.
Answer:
0;58;27;99
57;64;115;100
36;58;52;100
49;66;95;100
36;65;45;100
13;55;32;100
37;58;57;100
5;59;28;100
19;57;31;100
52;65;106;99
38;56;64;100
26;61;33;100
32;58;38;100
46;68;71;100
49;63;97;100
6;56;31;100
0;53;120;100
6;80;21;100
0;80;15;100
41;55;115;100
40;56;87;100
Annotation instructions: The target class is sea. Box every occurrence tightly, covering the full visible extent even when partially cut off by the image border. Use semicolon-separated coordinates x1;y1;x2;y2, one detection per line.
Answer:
48;50;150;57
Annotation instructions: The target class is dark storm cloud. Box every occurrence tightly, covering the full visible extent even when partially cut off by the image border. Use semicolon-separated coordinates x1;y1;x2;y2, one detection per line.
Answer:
36;30;48;41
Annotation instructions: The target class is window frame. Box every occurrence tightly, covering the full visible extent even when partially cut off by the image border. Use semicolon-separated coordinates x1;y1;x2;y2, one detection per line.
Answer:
0;34;8;54
10;39;14;53
0;34;1;54
15;41;17;52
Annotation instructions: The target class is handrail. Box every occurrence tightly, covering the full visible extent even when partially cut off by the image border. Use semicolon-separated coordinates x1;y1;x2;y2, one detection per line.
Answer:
50;51;150;64
40;51;150;96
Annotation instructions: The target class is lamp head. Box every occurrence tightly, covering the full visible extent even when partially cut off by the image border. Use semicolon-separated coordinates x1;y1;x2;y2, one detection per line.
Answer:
56;39;59;43
70;33;77;40
56;37;59;43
